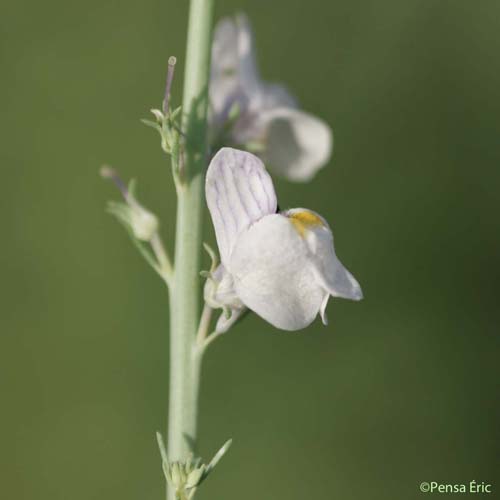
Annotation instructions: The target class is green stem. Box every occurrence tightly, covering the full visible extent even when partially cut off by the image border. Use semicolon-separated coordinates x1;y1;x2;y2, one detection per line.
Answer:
167;1;214;499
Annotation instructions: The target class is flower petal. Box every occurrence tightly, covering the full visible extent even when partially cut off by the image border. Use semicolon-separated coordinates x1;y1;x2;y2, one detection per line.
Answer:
232;14;261;94
230;84;298;146
260;108;333;182
211;16;242;74
210;14;260;120
206;148;277;266
210;19;240;120
286;208;363;301
230;214;324;331
319;293;330;326
314;254;362;301
247;82;297;114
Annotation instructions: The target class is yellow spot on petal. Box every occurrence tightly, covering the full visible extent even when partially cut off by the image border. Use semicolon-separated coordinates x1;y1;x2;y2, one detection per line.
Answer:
288;211;324;237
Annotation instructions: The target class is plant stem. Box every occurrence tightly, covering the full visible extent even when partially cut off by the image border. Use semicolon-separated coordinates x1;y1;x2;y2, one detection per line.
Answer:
167;1;213;499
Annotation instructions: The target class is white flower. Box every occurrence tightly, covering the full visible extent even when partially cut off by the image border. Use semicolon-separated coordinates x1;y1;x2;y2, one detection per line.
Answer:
209;14;333;182
205;147;362;332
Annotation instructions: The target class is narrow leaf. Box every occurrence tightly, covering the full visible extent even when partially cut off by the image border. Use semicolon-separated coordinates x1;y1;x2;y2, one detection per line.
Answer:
205;439;232;475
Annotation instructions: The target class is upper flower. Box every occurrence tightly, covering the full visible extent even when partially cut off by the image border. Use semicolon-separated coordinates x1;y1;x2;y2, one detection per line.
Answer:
209;14;333;182
205;148;362;332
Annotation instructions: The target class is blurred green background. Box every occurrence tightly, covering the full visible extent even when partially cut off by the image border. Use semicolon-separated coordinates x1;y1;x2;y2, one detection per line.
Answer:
2;0;499;499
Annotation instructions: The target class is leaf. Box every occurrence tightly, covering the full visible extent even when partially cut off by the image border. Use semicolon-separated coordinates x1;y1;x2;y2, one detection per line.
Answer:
141;119;161;131
204;439;232;477
156;432;169;468
170;106;182;121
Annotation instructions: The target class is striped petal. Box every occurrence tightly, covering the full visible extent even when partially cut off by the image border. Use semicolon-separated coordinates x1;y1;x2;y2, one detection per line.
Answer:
206;148;277;266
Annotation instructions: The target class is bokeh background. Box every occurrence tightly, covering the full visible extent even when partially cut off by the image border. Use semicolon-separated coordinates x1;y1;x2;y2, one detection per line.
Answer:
2;0;499;499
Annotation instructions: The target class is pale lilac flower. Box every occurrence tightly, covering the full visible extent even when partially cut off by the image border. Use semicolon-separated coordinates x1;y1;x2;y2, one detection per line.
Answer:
204;148;362;332
209;14;333;182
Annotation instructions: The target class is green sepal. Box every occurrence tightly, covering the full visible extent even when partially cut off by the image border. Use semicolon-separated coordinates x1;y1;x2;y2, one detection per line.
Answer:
140;119;161;131
170;106;182;121
203;242;218;273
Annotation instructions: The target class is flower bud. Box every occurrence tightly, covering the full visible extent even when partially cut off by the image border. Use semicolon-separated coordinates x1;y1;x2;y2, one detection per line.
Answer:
130;205;158;241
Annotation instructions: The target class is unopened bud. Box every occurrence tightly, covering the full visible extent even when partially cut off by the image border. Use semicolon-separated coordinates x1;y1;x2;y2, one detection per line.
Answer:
131;206;158;241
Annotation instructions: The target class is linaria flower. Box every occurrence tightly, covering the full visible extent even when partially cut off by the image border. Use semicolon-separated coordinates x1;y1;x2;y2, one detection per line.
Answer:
205;148;362;332
209;14;333;182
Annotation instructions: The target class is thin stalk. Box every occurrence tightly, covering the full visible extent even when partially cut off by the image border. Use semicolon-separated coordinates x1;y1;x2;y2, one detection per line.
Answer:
167;1;214;499
151;232;173;285
196;303;213;346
